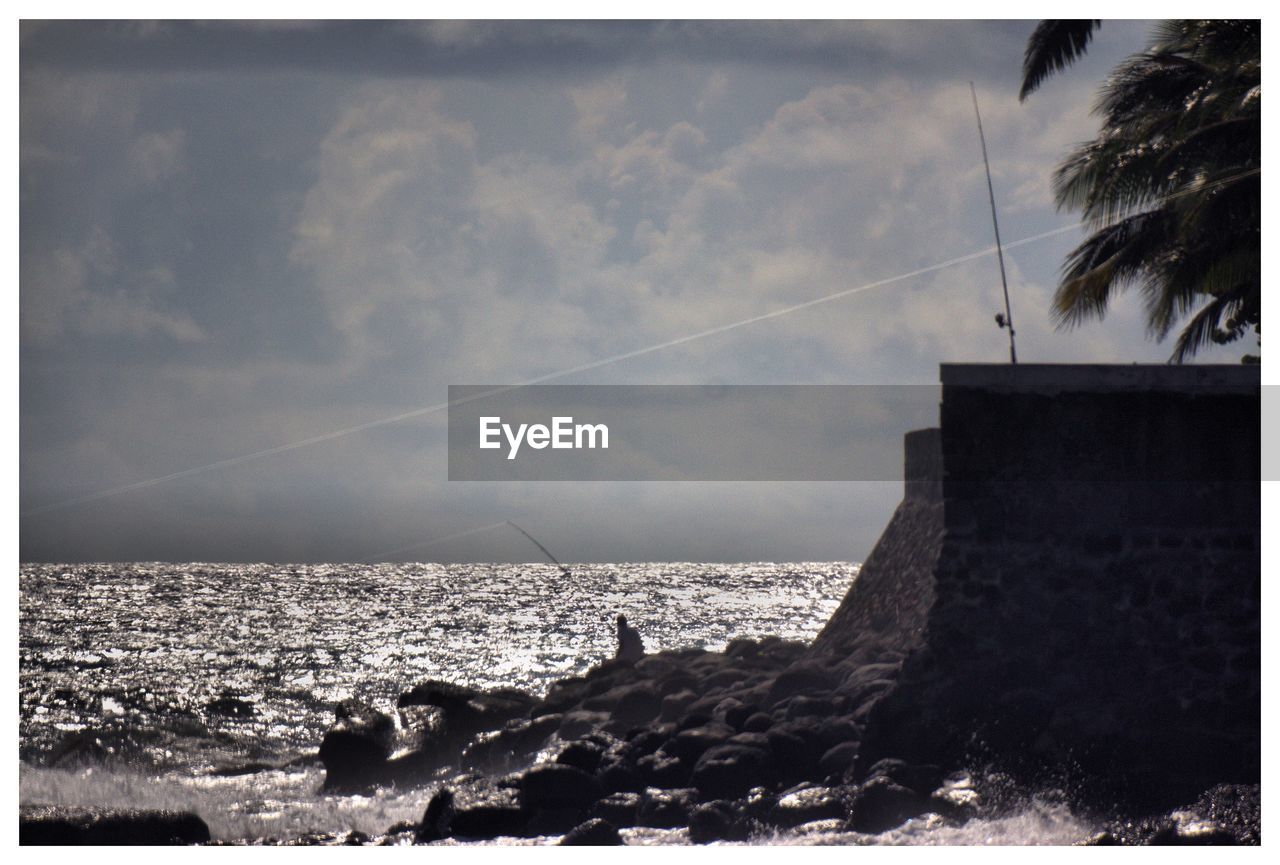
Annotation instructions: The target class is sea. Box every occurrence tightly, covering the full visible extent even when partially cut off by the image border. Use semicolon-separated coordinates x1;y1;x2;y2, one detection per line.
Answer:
18;562;1095;845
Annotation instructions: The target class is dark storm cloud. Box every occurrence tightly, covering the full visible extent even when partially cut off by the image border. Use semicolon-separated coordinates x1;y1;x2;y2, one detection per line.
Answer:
22;19;1030;82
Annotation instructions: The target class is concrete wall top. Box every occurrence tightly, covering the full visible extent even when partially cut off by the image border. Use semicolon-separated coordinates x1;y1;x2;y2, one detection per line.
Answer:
940;363;1259;392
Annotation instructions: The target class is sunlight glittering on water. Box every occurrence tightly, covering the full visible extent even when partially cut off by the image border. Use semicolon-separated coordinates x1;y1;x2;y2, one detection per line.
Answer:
20;562;854;771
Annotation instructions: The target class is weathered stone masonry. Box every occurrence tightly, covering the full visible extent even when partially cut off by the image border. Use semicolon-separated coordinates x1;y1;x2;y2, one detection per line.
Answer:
813;364;1260;805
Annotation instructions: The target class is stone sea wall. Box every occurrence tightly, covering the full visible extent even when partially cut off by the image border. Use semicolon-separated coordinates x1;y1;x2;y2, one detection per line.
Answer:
816;363;1261;805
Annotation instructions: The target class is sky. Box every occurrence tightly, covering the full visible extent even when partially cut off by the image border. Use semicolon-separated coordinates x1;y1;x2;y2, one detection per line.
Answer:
19;19;1247;564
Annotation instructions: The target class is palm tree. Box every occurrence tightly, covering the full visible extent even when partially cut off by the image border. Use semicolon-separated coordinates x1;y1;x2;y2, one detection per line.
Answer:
1022;20;1260;362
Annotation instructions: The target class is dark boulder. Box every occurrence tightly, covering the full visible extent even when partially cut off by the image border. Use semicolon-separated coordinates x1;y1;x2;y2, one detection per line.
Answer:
637;787;699;829
675;712;714;732
666;722;734;764
520;763;604;811
848;776;929;833
688;800;751;844
416;788;456;842
691;743;772;799
318;707;395;792
19;806;210;845
597;756;645;794
782;695;837;719
770;785;849;828
764;725;822;783
859;758;945;797
449;803;528;840
599;682;663;727
766;660;840;705
205;695;255;718
558;710;611;740
1094;783;1260;846
535;677;591;717
660;690;698;722
559;818;624;846
636;751;688;788
623;725;670;758
723;702;759;731
556;740;606;773
397;681;533;740
818;741;860;779
591;792;643;828
1191;783;1260;845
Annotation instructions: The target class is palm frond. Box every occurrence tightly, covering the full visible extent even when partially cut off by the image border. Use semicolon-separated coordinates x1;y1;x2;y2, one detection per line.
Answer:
1020;20;1101;101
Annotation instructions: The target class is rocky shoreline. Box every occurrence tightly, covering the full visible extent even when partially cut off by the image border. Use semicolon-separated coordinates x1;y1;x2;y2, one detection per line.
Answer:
25;635;1257;846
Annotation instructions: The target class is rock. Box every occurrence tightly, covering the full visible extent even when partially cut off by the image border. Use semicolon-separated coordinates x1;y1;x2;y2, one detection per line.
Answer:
1080;831;1121;846
723;702;759;731
19;806;210;845
623;726;670;758
45;730;109;767
416;788;456;842
766;660;840;705
318;707;395;791
1098;784;1261;846
1147;812;1239;845
675;712;714;732
637;787;699;829
688;800;751;843
636;751;688;788
849;776;929;833
764;725;822;783
591;792;643;827
792;817;849;836
660;690;698;722
771;785;848;827
208;761;276;777
397;681;533;740
559;710;612;740
525;807;591;837
449;803;528;840
691;743;772;799
1188;783;1260;845
558;818;624;846
597;755;645;794
205;695;254;718
859;758;945;796
556;740;606;773
742;712;773;733
711;697;746;722
724;638;760;660
727;731;771;750
535;677;591;717
818;741;860;778
667;723;734;763
928;771;980;820
783;696;837;719
520;763;604;811
813;717;861;749
657;673;701;696
608;682;664;727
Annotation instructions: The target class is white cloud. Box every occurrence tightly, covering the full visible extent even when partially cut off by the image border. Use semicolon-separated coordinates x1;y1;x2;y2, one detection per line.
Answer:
128;128;187;184
22;227;205;345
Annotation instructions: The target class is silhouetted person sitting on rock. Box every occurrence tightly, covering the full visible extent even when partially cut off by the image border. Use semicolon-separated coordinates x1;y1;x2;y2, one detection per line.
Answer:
615;614;644;663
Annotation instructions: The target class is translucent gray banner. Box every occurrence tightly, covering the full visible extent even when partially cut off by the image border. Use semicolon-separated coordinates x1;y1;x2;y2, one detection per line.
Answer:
447;385;940;481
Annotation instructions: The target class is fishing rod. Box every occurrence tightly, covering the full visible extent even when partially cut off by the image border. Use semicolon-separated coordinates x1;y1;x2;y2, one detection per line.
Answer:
970;81;1018;364
506;521;572;579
